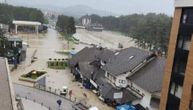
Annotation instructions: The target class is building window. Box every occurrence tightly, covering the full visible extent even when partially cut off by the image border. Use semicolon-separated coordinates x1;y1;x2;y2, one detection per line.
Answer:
119;80;126;84
107;72;110;78
122;80;126;84
182;14;187;24
113;77;116;82
170;83;182;99
189;86;193;110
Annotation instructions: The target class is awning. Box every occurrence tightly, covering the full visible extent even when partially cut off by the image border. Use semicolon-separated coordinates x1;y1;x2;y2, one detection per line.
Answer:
116;104;136;110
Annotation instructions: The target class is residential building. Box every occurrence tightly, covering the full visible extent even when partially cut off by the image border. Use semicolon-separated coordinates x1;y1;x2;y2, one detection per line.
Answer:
0;57;17;110
102;47;165;109
81;15;91;27
160;1;193;110
0;37;27;64
0;23;9;33
69;46;114;81
69;46;165;109
86;23;104;32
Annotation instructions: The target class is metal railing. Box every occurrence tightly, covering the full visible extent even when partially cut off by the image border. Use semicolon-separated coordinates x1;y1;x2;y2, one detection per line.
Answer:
34;84;75;102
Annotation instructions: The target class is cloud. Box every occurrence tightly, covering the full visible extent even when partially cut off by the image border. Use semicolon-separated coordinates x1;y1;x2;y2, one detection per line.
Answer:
7;0;174;16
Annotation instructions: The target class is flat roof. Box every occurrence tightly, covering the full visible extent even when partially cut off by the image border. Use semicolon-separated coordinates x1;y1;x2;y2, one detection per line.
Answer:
0;57;16;110
175;0;193;7
8;37;23;42
13;20;41;26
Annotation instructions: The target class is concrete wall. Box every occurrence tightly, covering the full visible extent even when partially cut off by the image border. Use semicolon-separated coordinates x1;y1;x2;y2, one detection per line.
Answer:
37;77;46;86
131;83;158;110
175;0;193;7
159;8;182;110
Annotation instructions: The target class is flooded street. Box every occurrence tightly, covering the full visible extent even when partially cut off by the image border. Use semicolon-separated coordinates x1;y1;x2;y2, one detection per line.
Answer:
24;29;67;59
74;29;137;51
10;28;137;110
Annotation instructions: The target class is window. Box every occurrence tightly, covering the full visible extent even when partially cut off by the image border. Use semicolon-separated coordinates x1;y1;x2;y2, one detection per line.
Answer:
114;52;120;56
119;80;126;84
182;14;187;24
122;80;126;84
113;77;116;82
129;56;134;59
189;86;193;110
107;72;110;78
169;82;182;99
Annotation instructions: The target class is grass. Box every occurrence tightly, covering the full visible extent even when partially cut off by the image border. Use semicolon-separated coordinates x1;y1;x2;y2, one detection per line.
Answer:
47;60;68;69
56;51;69;55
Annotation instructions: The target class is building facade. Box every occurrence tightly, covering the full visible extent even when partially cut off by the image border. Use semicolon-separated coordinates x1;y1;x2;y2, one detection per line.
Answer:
160;1;193;110
0;57;17;110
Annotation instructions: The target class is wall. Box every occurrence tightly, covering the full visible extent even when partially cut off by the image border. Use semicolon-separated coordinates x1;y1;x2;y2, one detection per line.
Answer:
159;8;182;110
115;75;128;88
131;83;158;110
175;0;193;7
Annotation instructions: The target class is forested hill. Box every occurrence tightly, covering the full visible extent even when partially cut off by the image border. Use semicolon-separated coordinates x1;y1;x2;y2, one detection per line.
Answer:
0;4;45;24
80;14;172;54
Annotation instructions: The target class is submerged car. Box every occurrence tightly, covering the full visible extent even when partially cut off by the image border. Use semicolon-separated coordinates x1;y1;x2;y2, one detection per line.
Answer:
60;86;68;96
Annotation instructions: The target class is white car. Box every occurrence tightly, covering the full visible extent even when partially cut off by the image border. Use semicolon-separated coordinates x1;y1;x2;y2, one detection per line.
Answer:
60;86;68;96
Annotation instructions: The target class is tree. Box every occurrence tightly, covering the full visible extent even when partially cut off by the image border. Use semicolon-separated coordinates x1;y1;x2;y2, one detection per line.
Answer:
79;13;172;54
56;15;76;35
0;4;46;24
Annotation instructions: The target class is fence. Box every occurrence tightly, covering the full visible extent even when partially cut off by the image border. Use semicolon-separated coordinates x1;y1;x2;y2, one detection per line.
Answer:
18;95;53;110
15;83;91;110
34;84;76;102
34;84;92;109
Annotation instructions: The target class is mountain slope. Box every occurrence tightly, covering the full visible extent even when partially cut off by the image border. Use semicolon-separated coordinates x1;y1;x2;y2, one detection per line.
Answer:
62;5;118;17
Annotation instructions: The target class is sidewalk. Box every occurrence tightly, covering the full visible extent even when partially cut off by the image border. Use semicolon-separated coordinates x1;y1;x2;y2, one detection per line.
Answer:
22;98;48;110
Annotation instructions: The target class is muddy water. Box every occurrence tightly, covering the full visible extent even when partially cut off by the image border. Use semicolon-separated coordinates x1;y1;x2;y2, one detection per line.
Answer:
11;29;115;110
26;29;67;59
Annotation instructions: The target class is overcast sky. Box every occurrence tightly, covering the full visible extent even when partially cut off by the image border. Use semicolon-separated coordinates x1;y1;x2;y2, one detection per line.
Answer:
7;0;174;16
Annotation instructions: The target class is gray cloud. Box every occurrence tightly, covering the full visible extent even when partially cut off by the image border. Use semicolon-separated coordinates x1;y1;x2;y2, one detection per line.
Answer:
7;0;174;16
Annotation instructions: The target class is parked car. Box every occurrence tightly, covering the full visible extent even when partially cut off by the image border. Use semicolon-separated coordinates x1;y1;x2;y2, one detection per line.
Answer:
60;86;68;96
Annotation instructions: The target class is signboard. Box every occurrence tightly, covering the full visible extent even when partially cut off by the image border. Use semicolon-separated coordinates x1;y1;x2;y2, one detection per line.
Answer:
113;92;123;99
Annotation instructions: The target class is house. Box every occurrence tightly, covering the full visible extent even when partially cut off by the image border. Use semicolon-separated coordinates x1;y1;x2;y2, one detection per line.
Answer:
86;23;104;32
102;47;165;109
0;57;17;110
69;47;165;109
7;37;27;63
69;46;114;81
81;15;91;27
0;23;9;33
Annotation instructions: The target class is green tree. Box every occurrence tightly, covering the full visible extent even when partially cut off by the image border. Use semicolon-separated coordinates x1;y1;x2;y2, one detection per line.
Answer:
56;15;76;35
79;13;172;54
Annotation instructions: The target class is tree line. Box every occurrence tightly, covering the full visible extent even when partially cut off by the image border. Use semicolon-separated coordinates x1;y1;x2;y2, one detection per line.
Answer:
0;4;46;24
56;15;76;35
79;13;172;53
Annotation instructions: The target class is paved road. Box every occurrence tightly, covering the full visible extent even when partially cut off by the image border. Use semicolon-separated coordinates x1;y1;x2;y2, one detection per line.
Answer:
14;84;74;110
22;98;48;110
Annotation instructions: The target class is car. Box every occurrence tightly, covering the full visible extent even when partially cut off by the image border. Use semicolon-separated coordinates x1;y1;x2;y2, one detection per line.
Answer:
60;86;68;96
